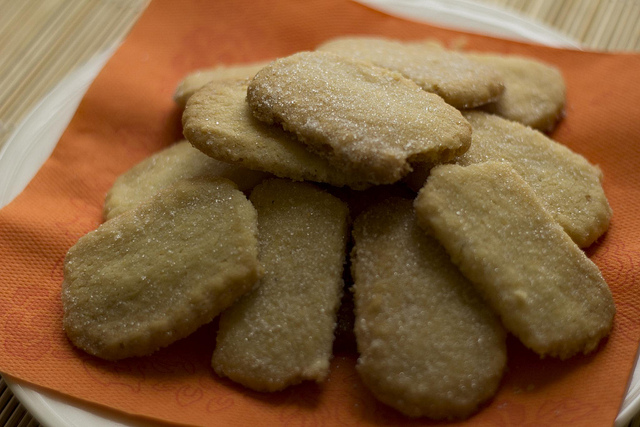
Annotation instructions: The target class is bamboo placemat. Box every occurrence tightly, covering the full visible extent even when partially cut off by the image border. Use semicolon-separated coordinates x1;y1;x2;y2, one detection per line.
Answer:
0;0;149;151
484;0;640;50
0;1;639;426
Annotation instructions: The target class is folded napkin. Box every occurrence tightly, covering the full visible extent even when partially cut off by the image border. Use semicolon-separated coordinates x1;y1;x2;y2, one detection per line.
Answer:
1;0;639;425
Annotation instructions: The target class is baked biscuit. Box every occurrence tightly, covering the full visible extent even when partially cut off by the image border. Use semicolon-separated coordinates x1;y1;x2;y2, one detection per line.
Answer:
173;61;268;108
247;51;471;184
317;36;504;109
351;197;507;419
62;177;261;360
405;113;612;247
414;162;615;359
182;78;370;189
457;111;611;248
469;53;566;131
213;179;349;391
103;140;269;220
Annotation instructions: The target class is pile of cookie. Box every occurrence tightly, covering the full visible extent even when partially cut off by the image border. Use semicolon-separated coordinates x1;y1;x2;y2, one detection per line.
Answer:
61;36;614;420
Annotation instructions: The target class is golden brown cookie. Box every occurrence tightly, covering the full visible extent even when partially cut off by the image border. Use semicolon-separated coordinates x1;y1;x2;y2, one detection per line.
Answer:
317;36;504;109
62;177;261;360
213;179;349;391
103;140;269;220
173;61;268;108
351;197;506;419
469;53;566;131
457;111;611;248
247;51;471;184
182;78;371;189
414;162;615;359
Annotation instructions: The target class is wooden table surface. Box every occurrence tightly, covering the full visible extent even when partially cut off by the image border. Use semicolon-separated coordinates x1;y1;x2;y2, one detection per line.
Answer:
0;1;639;426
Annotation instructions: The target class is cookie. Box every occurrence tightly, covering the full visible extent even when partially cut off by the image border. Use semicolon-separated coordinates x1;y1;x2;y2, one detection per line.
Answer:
317;36;504;109
173;61;268;108
351;197;507;419
62;176;261;360
182;78;371;189
469;53;566;131
212;179;349;391
414;162;615;359
458;111;611;248
247;51;471;184
103;140;270;220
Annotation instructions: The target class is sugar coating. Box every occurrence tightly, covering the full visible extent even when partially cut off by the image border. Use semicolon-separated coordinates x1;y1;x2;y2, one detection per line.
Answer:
469;53;566;131
212;179;349;391
62;177;261;360
317;36;505;109
103;140;270;220
173;61;268;108
182;78;370;189
414;162;615;359
457;111;611;248
247;51;471;185
351;197;506;419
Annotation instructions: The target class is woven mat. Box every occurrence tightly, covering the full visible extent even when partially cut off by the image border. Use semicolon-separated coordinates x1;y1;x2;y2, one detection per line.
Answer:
0;1;639;426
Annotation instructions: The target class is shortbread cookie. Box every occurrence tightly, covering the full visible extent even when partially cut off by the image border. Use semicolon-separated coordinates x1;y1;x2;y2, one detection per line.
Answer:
183;78;370;189
415;162;615;359
213;179;349;391
247;51;471;184
457;111;611;248
351;197;506;419
173;61;268;108
317;36;504;109
62;177;261;360
469;53;566;131
103;140;269;220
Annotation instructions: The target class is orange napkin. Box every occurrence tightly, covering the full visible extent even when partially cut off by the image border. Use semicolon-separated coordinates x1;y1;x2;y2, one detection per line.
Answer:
1;0;640;425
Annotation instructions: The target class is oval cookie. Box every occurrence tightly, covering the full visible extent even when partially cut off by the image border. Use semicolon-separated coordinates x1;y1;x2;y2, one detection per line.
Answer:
415;162;615;359
173;61;268;108
457;111;611;248
62;177;261;360
247;51;471;185
352;197;506;419
182;78;371;189
469;53;566;131
103;140;270;220
317;36;505;109
213;179;349;391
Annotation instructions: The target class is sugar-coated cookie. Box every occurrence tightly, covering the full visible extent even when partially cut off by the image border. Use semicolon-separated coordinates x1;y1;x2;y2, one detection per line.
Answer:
458;111;611;248
317;36;504;109
247;51;471;184
469;53;566;131
351;197;506;419
103;140;269;220
415;162;615;359
213;179;349;391
62;177;261;360
173;61;268;108
182;78;371;189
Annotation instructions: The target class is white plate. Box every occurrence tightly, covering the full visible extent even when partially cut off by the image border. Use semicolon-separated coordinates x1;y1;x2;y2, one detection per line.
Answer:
1;1;635;426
